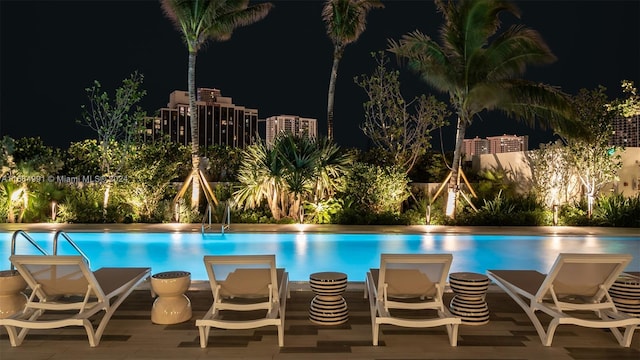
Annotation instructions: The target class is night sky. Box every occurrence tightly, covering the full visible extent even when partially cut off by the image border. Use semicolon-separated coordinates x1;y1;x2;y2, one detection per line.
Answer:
1;0;638;151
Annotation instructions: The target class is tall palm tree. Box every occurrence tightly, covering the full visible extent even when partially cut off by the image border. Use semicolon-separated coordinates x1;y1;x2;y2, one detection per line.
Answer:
160;0;272;210
388;0;578;218
322;0;383;140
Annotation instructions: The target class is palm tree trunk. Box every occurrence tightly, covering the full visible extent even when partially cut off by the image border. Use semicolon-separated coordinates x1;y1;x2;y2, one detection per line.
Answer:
326;48;342;140
188;51;200;210
446;116;468;218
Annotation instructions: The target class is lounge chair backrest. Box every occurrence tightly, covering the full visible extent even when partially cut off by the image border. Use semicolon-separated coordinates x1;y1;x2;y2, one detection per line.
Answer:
10;255;105;301
536;253;632;301
203;255;278;301
379;254;452;298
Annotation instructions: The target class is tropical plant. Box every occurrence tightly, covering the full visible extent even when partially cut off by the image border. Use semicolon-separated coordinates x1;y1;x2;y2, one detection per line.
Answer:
388;0;578;218
355;52;449;174
322;0;383;139
160;0;272;210
592;193;640;227
234;133;352;222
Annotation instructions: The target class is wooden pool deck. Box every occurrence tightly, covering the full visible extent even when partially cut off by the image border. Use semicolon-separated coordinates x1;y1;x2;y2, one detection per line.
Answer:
1;283;639;360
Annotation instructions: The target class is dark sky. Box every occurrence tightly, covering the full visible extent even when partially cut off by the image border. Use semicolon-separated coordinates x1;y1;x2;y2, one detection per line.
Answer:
1;0;639;151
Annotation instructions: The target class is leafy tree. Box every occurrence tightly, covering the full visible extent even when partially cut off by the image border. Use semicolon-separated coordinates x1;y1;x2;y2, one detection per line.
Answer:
608;80;640;118
123;141;190;221
201;145;242;182
355;52;449;174
79;72;147;214
9;137;63;177
388;0;577;218
339;162;410;215
322;0;383;139
528;140;579;208
64;139;103;177
161;0;272;210
561;86;622;218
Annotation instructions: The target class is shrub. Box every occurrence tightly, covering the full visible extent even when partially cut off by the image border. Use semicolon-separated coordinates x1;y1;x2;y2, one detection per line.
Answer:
592;193;640;227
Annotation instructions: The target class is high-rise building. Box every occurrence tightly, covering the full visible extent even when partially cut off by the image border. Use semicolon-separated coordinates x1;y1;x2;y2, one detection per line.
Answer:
611;115;639;147
463;136;489;160
142;88;259;148
462;134;528;160
265;115;318;147
486;134;528;154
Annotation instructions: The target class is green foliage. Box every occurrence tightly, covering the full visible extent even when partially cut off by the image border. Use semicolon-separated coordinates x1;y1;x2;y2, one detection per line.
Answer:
473;169;517;201
10;137;64;176
202;145;242;182
339;162;410;215
592;194;640;227
454;192;548;226
304;198;343;224
235;134;353;222
64;139;103;176
122;141;189;222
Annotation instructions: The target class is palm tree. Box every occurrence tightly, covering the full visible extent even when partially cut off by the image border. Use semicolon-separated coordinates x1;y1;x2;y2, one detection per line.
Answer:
322;0;383;140
388;0;578;218
160;0;272;210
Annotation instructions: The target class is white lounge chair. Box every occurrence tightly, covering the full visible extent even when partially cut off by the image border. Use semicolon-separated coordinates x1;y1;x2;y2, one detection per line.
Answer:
196;254;289;347
365;253;461;346
487;253;639;347
1;255;150;347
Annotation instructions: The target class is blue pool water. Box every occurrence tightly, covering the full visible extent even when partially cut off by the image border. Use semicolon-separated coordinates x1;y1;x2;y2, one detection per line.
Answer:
2;231;639;281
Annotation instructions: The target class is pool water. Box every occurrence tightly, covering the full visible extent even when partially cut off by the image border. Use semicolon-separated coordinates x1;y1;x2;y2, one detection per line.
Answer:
2;232;639;281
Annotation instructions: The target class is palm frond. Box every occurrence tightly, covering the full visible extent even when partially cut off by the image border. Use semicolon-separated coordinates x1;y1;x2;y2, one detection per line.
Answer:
322;0;384;47
387;31;454;94
479;25;556;82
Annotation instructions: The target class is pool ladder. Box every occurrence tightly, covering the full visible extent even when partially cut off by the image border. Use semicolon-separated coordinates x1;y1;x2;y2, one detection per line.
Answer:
201;200;231;235
10;230;90;269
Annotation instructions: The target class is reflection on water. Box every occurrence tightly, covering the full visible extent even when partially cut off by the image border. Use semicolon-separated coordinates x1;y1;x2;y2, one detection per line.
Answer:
1;232;638;281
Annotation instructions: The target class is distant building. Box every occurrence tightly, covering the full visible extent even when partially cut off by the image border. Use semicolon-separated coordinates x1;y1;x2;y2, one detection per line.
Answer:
462;134;527;160
142;88;259;148
463;137;489;160
265;115;318;147
486;134;528;154
611;115;639;147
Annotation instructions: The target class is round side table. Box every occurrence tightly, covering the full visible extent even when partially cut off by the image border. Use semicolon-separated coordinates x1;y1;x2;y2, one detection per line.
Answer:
609;273;640;317
0;270;27;319
151;271;192;324
448;272;490;325
309;272;348;325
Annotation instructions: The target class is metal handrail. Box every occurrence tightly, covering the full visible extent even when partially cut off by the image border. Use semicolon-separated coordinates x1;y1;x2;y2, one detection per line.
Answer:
53;231;90;267
201;203;213;234
221;201;231;234
10;230;49;272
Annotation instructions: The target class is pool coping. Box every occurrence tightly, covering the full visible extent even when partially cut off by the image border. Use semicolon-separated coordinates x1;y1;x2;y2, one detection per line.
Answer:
1;223;639;237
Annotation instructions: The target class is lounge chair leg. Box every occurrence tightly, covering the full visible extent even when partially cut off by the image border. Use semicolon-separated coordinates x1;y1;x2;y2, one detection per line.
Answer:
612;325;637;347
278;324;284;347
372;323;380;346
447;324;459;346
3;325;21;347
198;326;209;348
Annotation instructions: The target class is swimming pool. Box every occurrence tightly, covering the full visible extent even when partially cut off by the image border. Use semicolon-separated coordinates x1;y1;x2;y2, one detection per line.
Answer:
2;231;639;281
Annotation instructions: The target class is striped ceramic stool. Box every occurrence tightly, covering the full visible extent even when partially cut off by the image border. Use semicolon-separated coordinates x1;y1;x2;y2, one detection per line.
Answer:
609;273;640;317
309;272;348;325
449;272;490;325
